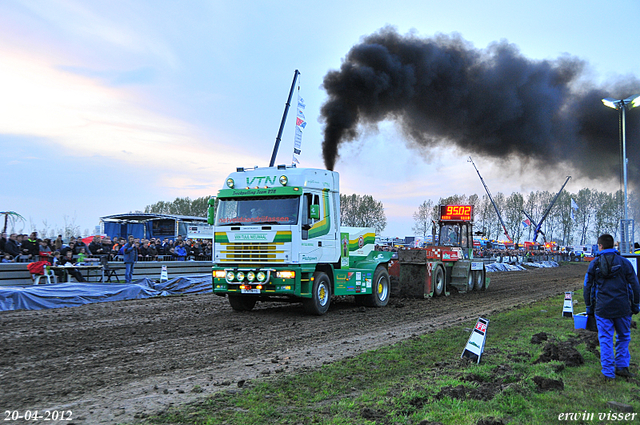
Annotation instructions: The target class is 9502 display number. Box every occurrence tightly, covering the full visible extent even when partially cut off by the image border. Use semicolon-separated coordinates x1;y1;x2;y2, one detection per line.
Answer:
439;205;474;221
4;410;72;421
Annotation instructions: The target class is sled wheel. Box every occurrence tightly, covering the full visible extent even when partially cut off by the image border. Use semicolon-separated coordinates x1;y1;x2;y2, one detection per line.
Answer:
363;266;390;307
228;295;257;311
434;266;445;297
474;269;484;290
303;271;331;315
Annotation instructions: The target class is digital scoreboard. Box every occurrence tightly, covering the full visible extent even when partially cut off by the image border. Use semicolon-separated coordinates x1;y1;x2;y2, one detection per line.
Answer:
440;205;474;222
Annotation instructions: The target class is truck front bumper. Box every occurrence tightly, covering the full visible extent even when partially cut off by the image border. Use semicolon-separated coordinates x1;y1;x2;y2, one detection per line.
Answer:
212;265;313;298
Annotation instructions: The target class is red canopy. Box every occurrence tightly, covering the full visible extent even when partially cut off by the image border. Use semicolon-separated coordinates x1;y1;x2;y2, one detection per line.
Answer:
81;235;99;246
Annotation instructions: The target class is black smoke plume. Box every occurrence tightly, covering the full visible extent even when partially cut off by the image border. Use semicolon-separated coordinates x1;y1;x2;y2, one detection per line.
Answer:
321;27;640;184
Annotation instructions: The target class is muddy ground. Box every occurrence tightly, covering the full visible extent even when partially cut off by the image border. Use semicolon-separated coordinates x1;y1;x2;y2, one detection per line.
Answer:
0;263;588;424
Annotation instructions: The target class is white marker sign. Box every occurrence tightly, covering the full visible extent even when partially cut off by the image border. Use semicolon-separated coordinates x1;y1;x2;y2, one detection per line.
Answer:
160;265;169;282
562;291;573;318
461;317;489;364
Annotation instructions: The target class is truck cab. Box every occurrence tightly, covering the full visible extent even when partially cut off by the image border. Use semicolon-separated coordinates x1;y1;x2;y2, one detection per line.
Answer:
208;165;392;315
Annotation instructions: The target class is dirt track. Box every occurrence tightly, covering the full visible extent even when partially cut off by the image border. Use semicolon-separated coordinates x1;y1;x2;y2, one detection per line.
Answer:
0;263;588;424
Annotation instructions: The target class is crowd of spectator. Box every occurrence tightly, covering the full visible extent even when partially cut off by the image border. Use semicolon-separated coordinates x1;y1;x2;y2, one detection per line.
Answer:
374;243;582;263
0;232;214;263
0;232;590;265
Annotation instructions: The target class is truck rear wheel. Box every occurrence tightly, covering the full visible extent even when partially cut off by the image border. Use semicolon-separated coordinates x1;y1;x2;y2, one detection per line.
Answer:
434;266;445;296
474;270;484;290
228;295;257;311
303;271;331;315
362;266;390;307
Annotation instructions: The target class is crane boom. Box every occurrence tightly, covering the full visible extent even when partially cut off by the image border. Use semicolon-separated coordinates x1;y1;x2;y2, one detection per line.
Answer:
521;209;545;243
532;176;571;243
269;70;300;167
468;157;512;242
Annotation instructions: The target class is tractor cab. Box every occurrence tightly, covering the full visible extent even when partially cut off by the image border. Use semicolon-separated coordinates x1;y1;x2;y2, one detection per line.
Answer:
400;203;488;296
435;205;474;258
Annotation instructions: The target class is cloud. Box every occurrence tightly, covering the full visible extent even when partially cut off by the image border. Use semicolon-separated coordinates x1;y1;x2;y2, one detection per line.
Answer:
0;43;262;180
58;65;158;86
17;0;178;67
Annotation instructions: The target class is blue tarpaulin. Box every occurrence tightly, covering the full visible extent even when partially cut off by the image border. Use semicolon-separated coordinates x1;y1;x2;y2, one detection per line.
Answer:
486;261;559;272
0;275;213;312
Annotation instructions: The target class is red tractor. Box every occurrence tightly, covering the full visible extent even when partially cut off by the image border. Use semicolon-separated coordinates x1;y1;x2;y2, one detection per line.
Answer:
393;205;489;298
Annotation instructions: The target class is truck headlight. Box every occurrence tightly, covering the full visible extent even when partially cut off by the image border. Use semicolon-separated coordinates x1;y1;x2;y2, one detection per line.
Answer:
279;175;288;186
226;271;235;281
247;271;256;282
236;271;245;281
257;271;266;282
214;270;226;279
276;271;295;279
226;178;235;188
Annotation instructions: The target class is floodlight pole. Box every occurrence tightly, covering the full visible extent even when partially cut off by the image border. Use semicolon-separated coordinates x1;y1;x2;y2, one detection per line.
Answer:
602;95;640;252
621;105;629;222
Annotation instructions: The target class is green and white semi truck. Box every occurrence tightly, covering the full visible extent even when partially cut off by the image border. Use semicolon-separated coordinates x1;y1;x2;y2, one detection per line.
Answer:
207;165;393;315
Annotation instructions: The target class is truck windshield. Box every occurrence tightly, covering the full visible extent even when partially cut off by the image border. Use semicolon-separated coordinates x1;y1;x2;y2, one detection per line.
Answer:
216;196;300;226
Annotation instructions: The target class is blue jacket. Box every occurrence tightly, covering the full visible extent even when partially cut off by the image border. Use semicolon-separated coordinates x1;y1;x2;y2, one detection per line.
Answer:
584;248;640;318
174;245;187;260
123;242;138;264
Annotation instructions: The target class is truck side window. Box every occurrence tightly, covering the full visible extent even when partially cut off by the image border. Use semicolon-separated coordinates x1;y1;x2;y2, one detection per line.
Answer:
313;194;321;221
302;194;312;240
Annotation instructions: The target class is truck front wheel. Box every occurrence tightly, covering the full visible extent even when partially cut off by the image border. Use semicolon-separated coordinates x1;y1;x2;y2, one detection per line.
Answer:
362;266;390;307
228;295;257;312
303;272;331;315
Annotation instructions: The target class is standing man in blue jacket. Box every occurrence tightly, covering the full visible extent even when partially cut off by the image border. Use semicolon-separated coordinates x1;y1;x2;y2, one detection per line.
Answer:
123;235;139;283
584;234;640;380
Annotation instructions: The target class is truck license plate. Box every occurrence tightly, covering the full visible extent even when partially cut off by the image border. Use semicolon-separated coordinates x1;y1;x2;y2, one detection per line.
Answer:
241;288;260;294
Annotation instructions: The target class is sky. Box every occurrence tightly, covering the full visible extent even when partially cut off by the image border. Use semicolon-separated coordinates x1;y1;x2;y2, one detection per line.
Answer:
1;0;639;238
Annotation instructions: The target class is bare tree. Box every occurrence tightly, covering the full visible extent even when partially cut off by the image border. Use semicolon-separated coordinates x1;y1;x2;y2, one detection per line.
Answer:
491;192;507;241
144;196;212;217
62;215;81;239
556;191;574;246
340;194;387;234
523;191;539;241
504;192;524;243
468;194;480;222
593;190;622;240
412;200;434;238
476;195;495;238
38;219;55;239
535;191;555;241
574;188;596;245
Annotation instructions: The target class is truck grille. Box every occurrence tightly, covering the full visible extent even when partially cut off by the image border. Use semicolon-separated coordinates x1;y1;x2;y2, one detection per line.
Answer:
217;242;286;263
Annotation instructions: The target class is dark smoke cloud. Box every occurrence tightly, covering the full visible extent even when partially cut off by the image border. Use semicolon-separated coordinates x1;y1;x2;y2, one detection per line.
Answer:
321;27;640;185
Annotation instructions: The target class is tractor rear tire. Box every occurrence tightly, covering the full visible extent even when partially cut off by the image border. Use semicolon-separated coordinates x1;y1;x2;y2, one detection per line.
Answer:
303;271;331;315
434;266;445;297
474;269;484;290
362;266;390;307
467;271;475;292
228;295;257;312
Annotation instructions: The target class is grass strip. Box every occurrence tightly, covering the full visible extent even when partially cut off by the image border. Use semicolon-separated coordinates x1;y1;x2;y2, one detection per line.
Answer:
142;289;640;425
